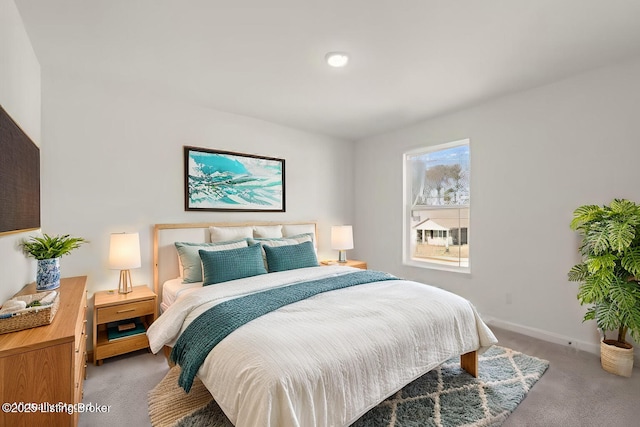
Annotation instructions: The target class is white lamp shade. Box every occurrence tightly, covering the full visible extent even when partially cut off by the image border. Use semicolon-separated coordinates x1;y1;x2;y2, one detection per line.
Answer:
331;225;354;250
109;232;141;270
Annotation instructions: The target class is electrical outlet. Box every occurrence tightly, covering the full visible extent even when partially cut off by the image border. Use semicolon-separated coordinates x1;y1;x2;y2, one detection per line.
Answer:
506;293;512;305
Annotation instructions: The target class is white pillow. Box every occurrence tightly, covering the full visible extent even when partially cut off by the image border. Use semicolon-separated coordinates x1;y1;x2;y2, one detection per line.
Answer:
249;234;312;248
282;224;316;245
253;225;283;238
209;226;253;242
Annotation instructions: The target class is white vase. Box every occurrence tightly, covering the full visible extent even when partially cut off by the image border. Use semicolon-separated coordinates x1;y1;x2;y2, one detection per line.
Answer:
36;258;61;291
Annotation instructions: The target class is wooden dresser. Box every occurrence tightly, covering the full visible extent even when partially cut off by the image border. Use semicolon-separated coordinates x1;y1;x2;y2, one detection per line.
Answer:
0;276;88;427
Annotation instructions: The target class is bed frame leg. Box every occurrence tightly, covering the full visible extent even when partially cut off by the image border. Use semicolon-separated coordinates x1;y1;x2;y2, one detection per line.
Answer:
163;345;175;368
460;350;478;377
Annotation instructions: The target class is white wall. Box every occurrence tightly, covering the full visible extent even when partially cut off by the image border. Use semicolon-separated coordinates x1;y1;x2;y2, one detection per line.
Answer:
354;56;640;355
41;73;355;298
0;0;41;303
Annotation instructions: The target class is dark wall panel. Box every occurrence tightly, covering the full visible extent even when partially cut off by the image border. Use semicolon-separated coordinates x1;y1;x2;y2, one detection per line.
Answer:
0;105;40;235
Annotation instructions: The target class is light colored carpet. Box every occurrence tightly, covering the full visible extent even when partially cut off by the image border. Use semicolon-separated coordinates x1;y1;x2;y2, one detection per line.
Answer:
147;346;548;427
80;327;640;427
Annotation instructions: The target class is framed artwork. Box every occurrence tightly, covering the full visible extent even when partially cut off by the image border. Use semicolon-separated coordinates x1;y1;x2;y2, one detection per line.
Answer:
184;146;285;212
0;105;40;235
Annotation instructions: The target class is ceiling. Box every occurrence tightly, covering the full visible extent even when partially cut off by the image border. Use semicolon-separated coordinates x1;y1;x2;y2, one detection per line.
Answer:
14;0;640;141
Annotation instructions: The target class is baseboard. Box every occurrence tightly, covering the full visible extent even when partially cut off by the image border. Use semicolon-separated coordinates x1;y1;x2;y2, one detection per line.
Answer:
483;316;640;364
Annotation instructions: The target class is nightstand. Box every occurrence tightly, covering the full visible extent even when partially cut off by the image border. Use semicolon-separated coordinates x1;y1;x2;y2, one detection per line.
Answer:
320;259;367;269
93;285;157;365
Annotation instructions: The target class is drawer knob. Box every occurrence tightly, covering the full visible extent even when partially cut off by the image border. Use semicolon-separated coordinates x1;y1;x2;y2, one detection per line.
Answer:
116;308;136;314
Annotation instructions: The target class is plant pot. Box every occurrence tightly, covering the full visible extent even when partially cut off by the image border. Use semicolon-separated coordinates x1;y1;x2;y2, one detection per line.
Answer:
600;339;634;377
36;258;61;291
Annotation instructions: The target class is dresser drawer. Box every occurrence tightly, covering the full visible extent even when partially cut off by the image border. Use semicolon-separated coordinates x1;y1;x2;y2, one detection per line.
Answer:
96;299;155;323
75;330;87;384
75;292;88;347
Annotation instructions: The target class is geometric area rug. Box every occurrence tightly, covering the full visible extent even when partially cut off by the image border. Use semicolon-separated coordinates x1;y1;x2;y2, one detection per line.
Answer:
148;345;549;427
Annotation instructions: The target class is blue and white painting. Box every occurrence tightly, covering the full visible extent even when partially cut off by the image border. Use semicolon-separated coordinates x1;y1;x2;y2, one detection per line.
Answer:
185;147;285;211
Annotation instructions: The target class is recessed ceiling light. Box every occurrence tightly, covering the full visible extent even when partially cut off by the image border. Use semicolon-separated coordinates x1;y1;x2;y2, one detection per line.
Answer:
325;52;349;68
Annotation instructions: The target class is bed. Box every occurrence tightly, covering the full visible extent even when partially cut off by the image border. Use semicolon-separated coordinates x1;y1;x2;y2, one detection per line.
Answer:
147;221;497;427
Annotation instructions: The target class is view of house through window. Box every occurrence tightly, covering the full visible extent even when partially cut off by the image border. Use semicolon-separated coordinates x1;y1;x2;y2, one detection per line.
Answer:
404;140;470;270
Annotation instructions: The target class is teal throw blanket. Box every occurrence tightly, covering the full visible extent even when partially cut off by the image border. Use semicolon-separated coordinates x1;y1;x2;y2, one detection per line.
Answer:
171;270;397;392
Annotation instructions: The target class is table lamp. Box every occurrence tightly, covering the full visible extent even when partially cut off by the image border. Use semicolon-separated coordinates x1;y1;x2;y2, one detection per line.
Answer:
331;225;354;263
109;232;141;294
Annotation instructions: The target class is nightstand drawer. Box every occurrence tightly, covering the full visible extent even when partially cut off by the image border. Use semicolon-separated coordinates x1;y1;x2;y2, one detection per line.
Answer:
96;299;155;323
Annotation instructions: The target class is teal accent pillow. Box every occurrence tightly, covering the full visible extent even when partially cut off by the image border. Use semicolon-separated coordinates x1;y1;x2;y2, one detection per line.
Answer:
199;244;267;285
248;233;315;267
175;239;248;283
263;240;319;273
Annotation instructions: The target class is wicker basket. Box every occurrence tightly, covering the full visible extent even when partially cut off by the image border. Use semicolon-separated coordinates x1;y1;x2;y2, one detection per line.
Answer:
0;291;60;334
600;339;634;377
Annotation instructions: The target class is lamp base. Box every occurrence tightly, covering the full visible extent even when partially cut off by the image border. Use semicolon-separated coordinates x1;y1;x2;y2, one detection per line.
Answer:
118;269;133;294
337;250;347;263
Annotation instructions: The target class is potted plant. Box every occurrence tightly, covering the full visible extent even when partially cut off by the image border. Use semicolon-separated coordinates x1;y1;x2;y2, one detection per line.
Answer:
22;234;87;291
568;199;640;377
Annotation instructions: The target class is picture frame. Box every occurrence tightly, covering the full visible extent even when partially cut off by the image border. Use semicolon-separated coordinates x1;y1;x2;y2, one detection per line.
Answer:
184;146;285;212
0;105;41;235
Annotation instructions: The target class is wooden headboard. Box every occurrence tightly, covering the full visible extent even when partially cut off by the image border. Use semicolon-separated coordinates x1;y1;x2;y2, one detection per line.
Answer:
153;221;317;310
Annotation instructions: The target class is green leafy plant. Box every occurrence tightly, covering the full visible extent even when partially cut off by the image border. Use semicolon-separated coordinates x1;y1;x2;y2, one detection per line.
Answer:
21;234;87;260
568;199;640;346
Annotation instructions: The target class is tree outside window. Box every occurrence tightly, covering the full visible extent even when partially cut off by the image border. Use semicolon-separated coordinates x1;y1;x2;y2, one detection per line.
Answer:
404;140;470;271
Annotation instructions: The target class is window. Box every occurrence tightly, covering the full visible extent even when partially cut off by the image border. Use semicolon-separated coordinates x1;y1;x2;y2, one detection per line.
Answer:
403;139;470;272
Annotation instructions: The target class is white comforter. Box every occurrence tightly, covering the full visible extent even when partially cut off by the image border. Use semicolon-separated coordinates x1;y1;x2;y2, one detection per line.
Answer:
147;266;497;427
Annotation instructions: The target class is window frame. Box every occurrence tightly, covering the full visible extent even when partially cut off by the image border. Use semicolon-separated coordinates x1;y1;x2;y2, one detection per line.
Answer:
402;139;471;274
